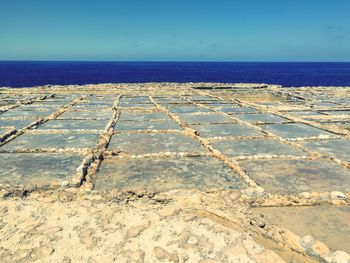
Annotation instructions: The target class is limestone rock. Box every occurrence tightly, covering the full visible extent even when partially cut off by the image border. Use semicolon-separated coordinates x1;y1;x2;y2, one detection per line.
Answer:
253;250;285;263
31;245;55;259
329;251;350;263
154;246;168;260
78;228;100;249
125;221;150;239
330;191;347;200
158;206;180;217
310;240;331;258
281;229;304;253
120;249;145;263
154;246;179;262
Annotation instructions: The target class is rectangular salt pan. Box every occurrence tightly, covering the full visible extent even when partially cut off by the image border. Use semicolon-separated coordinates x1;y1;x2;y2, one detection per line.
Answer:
114;120;181;131
220;107;260;114
168;106;212;114
212;139;305;157
0;110;54;118
240;158;350;194
191;123;262;138
261;123;335;139
118;112;171;122
237;113;288;124
0;119;33;129
94;157;246;191
0;153;81;187
300;139;350;163
57;110;112;120
1;132;100;150
37;119;108;131
178;113;233;124
109;133;204;154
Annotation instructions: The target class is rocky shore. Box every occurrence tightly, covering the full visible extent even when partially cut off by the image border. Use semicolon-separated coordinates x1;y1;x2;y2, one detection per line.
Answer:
0;83;350;262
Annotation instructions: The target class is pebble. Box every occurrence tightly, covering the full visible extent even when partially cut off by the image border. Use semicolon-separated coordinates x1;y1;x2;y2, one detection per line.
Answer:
330;191;347;200
243;237;264;254
329;251;350;263
301;235;314;248
310;240;330;258
78;228;100;249
61;180;70;187
187;236;198;245
87;256;98;263
281;229;304;253
154;246;168;260
125;221;150;239
168;251;180;262
299;192;311;198
242;187;265;197
158;206;179;217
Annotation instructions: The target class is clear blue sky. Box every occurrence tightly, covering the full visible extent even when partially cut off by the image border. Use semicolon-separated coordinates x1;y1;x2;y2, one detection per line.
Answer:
0;0;349;61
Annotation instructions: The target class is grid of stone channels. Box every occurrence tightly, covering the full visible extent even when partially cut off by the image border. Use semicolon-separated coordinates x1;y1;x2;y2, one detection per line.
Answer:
1;87;349;194
189;87;350;194
1;86;349;192
90;94;251;191
0;93;116;188
107;96;206;155
0;93;53;142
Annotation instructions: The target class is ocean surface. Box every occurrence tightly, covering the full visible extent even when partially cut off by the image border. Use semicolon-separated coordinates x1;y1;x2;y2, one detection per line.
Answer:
0;61;350;88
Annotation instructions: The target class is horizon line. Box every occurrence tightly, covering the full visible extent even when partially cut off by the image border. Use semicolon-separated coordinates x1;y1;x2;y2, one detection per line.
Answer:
0;60;350;63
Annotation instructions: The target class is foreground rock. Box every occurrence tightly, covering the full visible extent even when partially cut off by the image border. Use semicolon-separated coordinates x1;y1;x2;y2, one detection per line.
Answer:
0;192;287;263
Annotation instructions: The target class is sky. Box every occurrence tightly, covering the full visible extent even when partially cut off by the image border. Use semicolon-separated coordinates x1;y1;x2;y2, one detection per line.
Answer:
0;0;349;61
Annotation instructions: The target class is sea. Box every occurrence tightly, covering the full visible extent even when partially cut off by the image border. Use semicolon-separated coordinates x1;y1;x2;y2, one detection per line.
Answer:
0;61;350;88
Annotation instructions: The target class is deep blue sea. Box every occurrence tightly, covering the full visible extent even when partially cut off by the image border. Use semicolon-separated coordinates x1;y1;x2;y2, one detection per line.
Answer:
0;61;350;88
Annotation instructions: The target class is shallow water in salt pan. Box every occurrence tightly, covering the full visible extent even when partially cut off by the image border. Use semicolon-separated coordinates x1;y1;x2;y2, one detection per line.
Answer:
178;112;233;124
0;153;81;186
109;133;204;154
114;120;181;131
191;123;262;138
236;113;288;124
212;139;305;157
300;139;350;163
0;119;33;129
261;123;335;139
94;157;246;191
37;119;108;131
1;132;100;150
240;158;350;194
253;206;350;253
